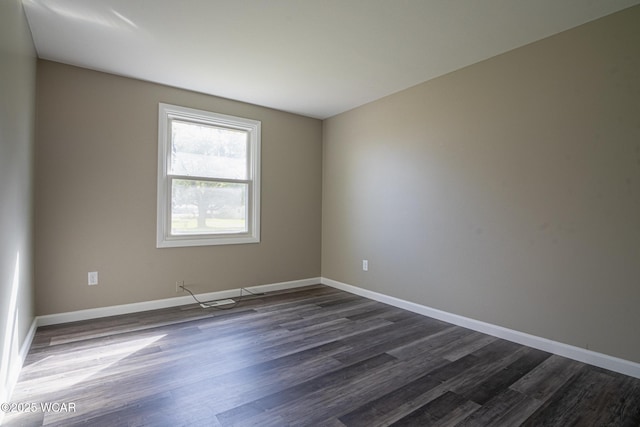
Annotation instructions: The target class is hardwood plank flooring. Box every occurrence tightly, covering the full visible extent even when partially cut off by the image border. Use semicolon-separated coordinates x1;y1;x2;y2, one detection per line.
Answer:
4;285;640;426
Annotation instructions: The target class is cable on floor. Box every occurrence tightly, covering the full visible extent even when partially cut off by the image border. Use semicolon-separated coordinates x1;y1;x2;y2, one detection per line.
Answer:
179;284;264;310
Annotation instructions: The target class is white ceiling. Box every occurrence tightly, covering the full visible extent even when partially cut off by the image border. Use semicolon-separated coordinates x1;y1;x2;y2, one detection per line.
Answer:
22;0;640;119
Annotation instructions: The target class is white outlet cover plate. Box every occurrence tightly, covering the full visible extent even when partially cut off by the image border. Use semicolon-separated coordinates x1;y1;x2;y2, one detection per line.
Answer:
88;271;98;285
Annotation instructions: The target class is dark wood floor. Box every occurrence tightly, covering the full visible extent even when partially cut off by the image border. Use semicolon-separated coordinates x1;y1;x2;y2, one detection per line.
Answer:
5;285;640;426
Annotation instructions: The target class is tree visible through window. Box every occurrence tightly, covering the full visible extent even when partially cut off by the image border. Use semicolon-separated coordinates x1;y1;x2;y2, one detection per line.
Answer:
157;104;261;247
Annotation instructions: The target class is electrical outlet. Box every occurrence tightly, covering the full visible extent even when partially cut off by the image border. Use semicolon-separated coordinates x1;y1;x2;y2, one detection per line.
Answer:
176;280;184;292
88;271;98;285
362;260;368;271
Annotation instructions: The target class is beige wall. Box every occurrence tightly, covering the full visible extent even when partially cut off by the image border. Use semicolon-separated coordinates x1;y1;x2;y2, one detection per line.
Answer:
0;0;37;403
322;6;640;363
34;61;322;315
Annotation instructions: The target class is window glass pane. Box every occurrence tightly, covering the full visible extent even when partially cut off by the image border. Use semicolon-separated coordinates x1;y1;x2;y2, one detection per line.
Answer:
170;120;248;180
171;179;248;235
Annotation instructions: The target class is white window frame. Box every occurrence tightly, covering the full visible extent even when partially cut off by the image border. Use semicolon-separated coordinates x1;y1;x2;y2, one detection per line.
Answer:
157;103;261;248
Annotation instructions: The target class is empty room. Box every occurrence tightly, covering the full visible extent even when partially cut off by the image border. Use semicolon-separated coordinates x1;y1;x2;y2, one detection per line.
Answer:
1;0;639;425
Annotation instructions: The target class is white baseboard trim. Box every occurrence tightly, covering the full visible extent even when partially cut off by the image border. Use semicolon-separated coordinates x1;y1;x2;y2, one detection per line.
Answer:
245;277;321;294
321;277;640;379
37;277;321;327
0;317;37;422
27;276;640;380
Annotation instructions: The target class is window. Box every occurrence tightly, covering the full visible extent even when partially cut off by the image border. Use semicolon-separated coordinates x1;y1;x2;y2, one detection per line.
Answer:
157;103;260;247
